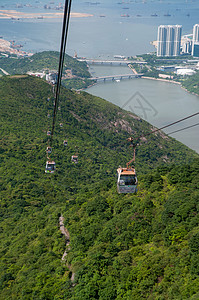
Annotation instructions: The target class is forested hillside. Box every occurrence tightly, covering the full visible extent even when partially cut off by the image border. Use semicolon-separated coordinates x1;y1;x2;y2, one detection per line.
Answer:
182;71;199;96
0;76;198;299
0;51;92;89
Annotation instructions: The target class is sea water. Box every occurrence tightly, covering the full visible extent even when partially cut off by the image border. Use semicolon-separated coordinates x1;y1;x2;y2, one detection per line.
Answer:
86;66;199;153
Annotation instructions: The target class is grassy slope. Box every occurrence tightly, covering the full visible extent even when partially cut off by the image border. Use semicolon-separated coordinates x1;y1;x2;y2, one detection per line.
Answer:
0;76;198;299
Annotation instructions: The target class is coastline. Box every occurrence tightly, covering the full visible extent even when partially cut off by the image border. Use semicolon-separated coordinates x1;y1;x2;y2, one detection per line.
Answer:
0;38;33;57
0;10;93;19
141;76;181;85
85;73;199;98
141;76;199;97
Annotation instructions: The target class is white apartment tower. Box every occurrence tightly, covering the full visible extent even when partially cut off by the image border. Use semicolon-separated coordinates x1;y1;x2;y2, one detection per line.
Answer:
192;24;199;56
157;25;182;57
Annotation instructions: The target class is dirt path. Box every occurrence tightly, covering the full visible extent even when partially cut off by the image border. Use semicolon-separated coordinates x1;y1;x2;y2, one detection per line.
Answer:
0;68;9;75
59;215;75;282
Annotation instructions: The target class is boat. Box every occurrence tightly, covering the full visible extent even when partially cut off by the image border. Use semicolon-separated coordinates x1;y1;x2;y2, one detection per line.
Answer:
114;55;126;59
121;14;130;17
151;13;158;17
164;13;171;17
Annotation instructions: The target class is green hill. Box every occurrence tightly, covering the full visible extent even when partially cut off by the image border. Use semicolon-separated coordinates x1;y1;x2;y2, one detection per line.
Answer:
0;51;92;89
0;75;198;299
182;71;199;96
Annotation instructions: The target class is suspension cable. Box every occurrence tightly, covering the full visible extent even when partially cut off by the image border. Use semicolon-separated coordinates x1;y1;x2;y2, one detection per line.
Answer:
109;111;199;149
50;0;72;147
167;122;199;135
138;111;199;140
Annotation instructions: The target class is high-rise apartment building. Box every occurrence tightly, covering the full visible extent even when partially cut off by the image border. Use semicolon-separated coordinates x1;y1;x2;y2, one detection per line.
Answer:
192;24;199;56
157;25;182;57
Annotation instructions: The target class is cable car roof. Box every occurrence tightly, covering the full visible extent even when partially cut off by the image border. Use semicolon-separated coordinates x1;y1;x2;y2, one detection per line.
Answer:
117;167;136;175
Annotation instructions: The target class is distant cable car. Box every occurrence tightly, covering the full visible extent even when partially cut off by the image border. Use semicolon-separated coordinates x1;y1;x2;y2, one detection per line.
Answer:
60;123;63;128
63;140;68;146
58;106;61;111
46;146;52;154
117;166;137;193
47;130;51;136
45;161;56;173
71;155;78;164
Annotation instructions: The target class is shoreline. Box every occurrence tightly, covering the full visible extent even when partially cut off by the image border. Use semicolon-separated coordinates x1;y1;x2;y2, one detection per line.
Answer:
0;10;93;19
141;76;181;85
0;38;33;57
85;73;199;99
141;76;199;97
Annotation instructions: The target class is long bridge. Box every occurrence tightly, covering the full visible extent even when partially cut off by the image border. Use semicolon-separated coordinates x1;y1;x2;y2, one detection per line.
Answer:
77;58;147;66
89;73;143;82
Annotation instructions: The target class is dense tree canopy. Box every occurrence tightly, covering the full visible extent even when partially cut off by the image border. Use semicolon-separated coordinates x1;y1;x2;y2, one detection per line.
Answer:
0;76;198;299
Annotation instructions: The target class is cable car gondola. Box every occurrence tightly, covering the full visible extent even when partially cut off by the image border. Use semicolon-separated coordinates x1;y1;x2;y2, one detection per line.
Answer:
63;140;68;146
46;146;52;154
47;130;51;136
45;161;56;173
117;141;138;194
117;166;137;194
71;155;78;164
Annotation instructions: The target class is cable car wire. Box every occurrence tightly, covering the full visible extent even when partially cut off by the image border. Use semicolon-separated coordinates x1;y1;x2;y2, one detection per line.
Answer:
50;0;72;147
108;111;199;149
137;111;199;140
167;122;199;135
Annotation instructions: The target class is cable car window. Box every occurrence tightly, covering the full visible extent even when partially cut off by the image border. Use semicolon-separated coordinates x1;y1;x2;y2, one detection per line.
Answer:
119;175;136;185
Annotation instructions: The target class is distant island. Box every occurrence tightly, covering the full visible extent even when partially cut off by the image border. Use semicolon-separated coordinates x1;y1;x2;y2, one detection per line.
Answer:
0;9;93;19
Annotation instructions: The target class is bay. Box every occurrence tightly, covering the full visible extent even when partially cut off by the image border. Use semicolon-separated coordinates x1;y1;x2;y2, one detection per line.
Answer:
86;65;199;153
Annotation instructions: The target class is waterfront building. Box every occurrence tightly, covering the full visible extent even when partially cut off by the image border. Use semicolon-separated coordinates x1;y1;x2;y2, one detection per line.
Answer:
157;25;182;57
176;68;196;76
192;24;199;56
157;25;167;56
182;39;192;54
181;34;192;54
192;42;199;57
46;72;58;84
